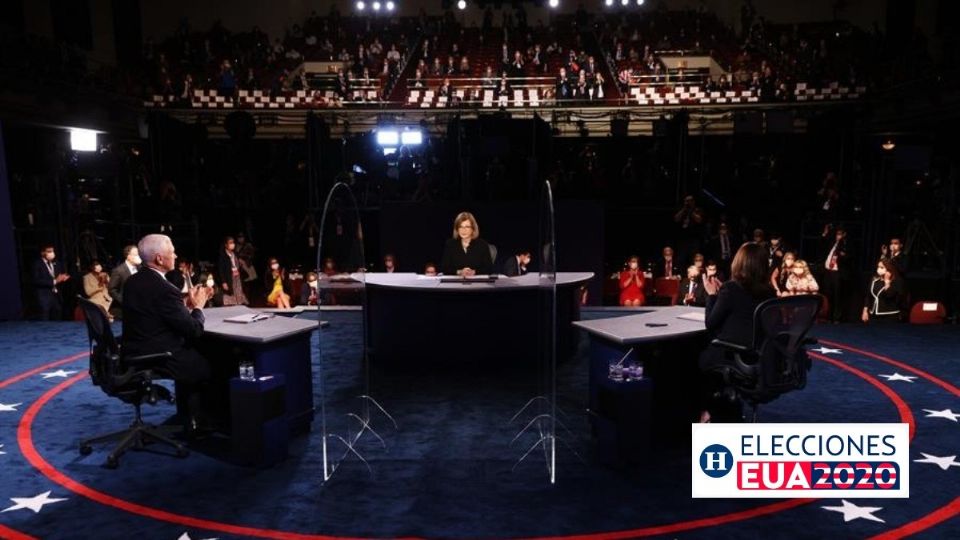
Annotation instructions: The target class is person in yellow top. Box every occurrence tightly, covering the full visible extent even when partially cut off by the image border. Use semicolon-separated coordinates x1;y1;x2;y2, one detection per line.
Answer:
83;260;113;320
264;257;292;309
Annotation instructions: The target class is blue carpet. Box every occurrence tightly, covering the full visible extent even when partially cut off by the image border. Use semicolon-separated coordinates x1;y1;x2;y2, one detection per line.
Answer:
0;314;957;539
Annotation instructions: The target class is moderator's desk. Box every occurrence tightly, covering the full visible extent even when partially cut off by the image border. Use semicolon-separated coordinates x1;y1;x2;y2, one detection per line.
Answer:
360;272;594;366
191;306;320;434
573;306;707;463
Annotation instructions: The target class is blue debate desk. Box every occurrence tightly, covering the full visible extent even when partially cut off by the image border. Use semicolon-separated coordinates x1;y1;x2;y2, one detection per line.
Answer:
190;306;321;435
573;306;707;464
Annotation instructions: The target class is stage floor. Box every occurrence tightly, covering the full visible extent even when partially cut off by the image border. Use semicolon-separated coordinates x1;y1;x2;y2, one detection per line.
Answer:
0;311;957;539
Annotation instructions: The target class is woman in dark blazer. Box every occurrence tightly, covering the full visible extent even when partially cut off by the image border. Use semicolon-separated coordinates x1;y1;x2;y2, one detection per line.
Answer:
440;211;493;276
698;242;776;423
862;259;904;323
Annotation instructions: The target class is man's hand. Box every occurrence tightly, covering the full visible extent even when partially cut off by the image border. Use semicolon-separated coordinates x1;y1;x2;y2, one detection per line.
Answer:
188;284;211;310
461;267;477;277
55;273;70;283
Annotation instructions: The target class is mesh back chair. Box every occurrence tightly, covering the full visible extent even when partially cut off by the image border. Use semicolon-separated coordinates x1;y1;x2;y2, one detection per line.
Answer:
76;298;188;468
708;294;822;422
488;244;498;268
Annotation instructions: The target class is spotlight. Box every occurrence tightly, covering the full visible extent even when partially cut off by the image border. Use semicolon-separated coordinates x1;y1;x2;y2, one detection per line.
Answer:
376;130;399;146
401;130;423;145
386;0;394;10
549;0;559;7
620;0;629;5
372;1;381;10
70;128;97;152
604;0;613;5
637;0;644;4
457;0;466;9
881;139;896;151
356;0;365;10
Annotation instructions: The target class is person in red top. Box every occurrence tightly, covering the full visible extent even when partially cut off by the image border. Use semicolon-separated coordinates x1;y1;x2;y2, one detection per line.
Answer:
619;255;646;306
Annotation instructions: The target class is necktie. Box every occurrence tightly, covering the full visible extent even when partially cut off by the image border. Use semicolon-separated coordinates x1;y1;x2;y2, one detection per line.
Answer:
721;235;729;259
665;261;670;277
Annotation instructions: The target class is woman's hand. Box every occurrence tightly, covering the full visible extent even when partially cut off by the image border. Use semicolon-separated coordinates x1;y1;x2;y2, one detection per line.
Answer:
703;275;721;296
861;307;870;323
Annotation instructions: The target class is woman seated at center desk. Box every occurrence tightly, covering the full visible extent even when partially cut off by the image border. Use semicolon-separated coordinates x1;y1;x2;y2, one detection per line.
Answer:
440;211;494;276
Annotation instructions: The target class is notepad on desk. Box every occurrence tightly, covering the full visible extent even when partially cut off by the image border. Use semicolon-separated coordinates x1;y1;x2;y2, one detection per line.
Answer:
223;313;275;324
676;311;706;322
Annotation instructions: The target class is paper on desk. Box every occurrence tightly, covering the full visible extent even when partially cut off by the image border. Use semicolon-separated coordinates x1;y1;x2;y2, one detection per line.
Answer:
676;311;706;322
223;313;273;324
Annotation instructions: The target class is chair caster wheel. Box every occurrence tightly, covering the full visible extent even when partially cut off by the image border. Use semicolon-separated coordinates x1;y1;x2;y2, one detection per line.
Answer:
105;456;119;469
79;445;92;456
175;447;189;458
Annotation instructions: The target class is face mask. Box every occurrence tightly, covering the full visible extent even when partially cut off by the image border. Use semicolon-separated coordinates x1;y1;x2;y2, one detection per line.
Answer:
628;262;638;269
45;252;55;261
308;279;318;287
130;255;142;266
877;268;886;277
94;266;102;273
271;263;279;270
206;278;215;288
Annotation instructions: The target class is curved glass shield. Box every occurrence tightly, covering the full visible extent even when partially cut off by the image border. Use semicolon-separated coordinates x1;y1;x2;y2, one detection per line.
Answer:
509;180;559;483
316;182;395;481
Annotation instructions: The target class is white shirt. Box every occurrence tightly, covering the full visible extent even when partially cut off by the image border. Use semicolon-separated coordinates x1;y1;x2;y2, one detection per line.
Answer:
126;262;139;275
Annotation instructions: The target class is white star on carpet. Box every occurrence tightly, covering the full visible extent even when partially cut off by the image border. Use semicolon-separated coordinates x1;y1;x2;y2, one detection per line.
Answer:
0;403;22;412
40;369;78;379
879;373;918;383
811;347;842;355
1;491;67;514
177;533;218;540
0;444;5;455
923;409;960;422
914;453;960;471
821;499;885;523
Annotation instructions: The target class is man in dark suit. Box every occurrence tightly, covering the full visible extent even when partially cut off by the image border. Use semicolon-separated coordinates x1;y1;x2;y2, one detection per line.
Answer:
122;234;212;400
108;245;141;319
654;246;681;279
300;272;320;306
502;249;532;277
820;224;849;322
679;265;707;307
31;244;70;320
888;237;908;276
706;222;735;275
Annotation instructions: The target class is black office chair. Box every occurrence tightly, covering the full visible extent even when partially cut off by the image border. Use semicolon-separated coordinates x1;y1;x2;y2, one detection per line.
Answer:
708;294;822;422
76;298;188;468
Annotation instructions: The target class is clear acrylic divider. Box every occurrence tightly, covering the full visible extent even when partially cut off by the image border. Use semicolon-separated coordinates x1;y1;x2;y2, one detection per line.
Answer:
509;180;560;483
316;182;396;482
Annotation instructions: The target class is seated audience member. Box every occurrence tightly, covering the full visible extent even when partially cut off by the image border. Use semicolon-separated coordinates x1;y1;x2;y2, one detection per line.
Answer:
165;259;196;295
784;259;819;296
322;257;338;276
299;272;320;306
703;260;724;283
383;254;398;273
698;243;776;423
503;249;531;277
32;244;70;321
412;69;426;88
83;260;113;319
122;234;212;428
109;244;141;319
555;67;572;100
655;246;680;278
862;259;904;323
440;211;493;276
438;78;454;99
218;236;248;306
618;256;645;307
424;262;438;276
679;265;707;307
264;257;292;309
770;251;796;296
693;252;705;272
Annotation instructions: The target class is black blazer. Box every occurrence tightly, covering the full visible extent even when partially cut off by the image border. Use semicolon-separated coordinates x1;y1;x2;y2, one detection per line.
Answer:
654;258;681;279
108;263;134;306
299;282;319;305
440;237;493;275
217;250;238;294
705;280;775;347
707;234;735;264
31;258;61;290
865;277;904;317
502;256;527;277
121;268;205;359
679;277;707;307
